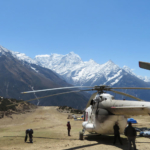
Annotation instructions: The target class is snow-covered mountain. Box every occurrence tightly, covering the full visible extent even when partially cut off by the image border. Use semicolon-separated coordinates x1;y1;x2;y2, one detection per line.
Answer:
34;52;150;86
2;44;150;102
123;66;150;82
33;52;150;101
1;45;150;85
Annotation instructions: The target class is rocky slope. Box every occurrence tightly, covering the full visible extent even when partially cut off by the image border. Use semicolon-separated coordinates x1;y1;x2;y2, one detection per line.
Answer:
0;96;37;119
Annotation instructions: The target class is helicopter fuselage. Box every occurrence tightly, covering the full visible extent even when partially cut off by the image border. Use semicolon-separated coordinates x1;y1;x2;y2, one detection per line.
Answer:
82;93;150;134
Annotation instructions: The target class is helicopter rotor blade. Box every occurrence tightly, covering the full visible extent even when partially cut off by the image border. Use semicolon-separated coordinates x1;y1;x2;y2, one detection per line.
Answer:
21;86;94;94
8;89;93;107
111;87;150;90
86;92;98;108
139;61;150;70
110;89;143;101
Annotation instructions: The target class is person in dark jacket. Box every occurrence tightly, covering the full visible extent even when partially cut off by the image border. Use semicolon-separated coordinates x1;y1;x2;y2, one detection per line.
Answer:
67;121;71;136
25;129;33;143
113;122;122;145
125;122;136;150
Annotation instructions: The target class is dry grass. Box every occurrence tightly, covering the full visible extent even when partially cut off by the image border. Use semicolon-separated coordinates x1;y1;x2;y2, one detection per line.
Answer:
0;106;150;150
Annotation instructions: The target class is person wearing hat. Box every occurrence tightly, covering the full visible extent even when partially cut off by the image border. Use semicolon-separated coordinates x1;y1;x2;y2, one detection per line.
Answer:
125;122;137;150
113;122;122;145
67;121;71;136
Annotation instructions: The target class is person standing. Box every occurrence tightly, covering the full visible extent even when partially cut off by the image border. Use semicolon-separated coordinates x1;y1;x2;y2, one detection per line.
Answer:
67;121;71;136
113;122;123;145
25;129;33;143
125;122;137;150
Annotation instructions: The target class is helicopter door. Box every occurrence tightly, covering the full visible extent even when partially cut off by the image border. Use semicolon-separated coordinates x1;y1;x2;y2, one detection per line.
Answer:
95;101;100;119
86;112;88;121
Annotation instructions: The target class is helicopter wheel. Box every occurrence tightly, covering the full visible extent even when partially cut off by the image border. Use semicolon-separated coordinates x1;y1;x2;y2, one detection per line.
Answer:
79;131;84;140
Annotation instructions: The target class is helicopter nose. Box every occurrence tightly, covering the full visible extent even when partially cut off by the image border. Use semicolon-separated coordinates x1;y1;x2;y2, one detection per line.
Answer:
82;121;88;128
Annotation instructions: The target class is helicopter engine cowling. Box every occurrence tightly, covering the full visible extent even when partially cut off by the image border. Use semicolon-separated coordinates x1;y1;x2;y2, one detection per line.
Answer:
96;108;111;115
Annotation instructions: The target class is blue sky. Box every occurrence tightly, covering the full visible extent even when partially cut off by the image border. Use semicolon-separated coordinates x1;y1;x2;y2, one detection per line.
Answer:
0;0;150;77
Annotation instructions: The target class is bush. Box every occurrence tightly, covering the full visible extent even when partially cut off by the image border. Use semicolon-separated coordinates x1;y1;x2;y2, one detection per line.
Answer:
0;99;16;111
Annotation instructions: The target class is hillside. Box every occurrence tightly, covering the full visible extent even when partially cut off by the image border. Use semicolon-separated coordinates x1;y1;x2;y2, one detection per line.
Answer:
0;96;37;118
0;45;89;110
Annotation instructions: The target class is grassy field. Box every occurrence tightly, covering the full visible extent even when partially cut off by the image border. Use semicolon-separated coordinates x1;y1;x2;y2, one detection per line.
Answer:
0;106;150;150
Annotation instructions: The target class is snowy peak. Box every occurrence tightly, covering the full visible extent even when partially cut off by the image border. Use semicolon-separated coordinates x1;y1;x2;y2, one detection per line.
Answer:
103;60;118;68
0;45;37;64
87;59;97;64
67;51;78;56
35;54;50;58
123;66;135;75
101;60;121;76
0;45;9;53
61;52;82;64
67;52;82;61
106;60;115;65
12;51;37;64
0;45;11;57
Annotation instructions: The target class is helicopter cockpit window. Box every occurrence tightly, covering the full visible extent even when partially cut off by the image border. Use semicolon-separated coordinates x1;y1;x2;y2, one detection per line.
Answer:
90;99;94;105
99;96;103;102
99;96;107;101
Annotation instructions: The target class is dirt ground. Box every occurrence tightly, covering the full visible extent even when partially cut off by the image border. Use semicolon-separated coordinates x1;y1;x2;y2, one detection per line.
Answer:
0;106;150;150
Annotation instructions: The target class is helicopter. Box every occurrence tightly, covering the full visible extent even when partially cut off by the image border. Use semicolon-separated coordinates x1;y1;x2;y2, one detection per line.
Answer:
21;85;150;136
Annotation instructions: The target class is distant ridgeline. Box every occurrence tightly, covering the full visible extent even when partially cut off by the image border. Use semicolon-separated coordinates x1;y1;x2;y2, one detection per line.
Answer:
0;97;37;118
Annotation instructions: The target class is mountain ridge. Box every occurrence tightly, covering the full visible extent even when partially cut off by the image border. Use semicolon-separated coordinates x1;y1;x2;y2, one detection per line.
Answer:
1;45;149;83
35;53;150;86
1;45;150;102
0;45;89;110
